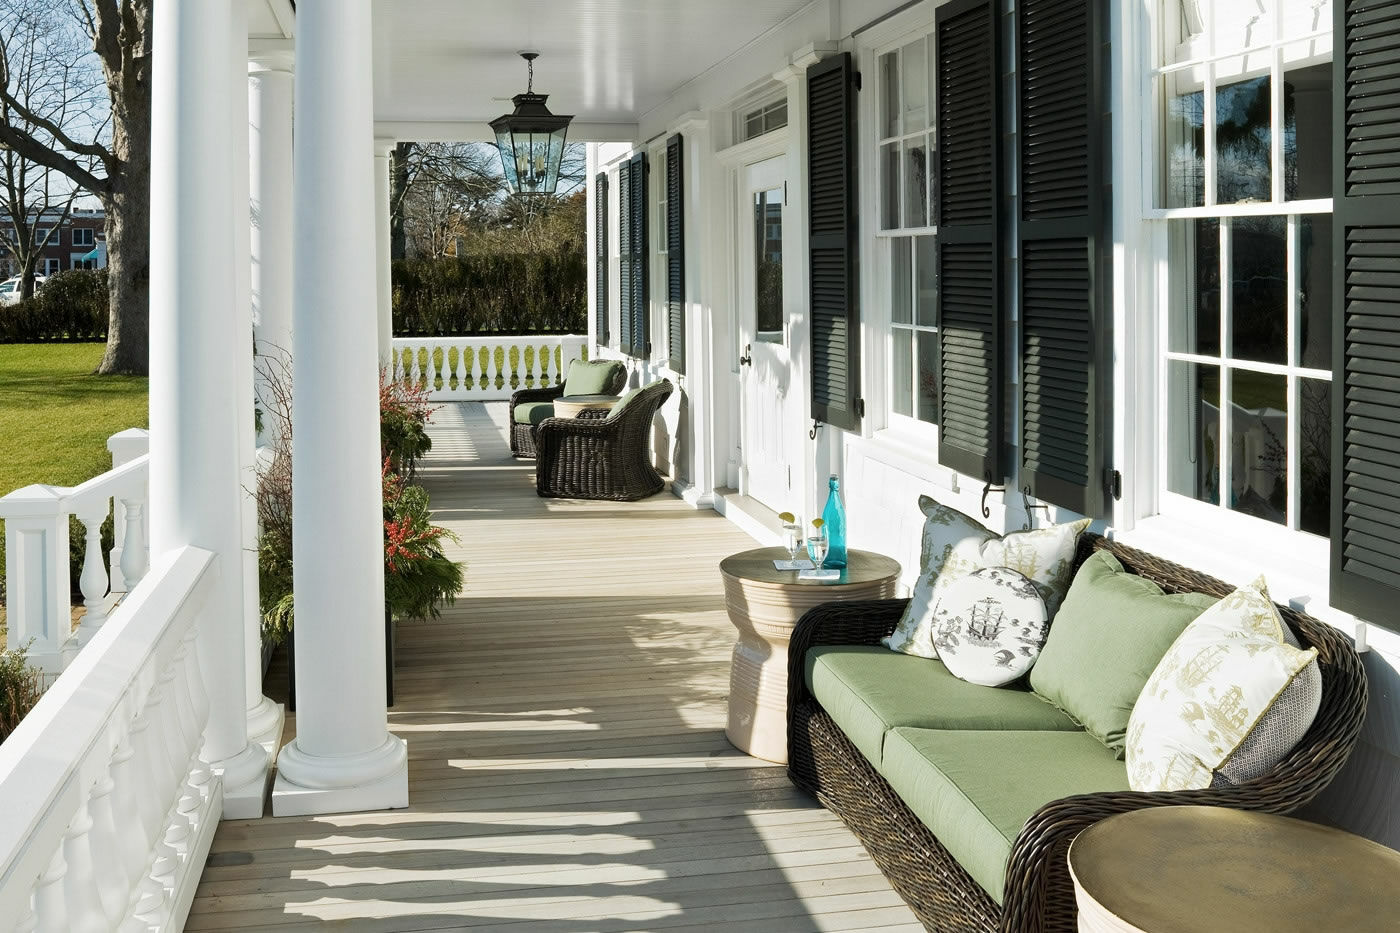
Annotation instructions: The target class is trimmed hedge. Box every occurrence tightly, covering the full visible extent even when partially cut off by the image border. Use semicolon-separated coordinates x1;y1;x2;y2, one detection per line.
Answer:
392;251;586;337
0;269;108;343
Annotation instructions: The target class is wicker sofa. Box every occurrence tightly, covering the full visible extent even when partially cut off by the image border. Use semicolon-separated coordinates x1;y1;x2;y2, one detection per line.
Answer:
786;533;1367;933
509;358;627;459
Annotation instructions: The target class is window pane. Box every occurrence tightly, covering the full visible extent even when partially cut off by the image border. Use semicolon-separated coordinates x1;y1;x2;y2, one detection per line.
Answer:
1284;61;1332;200
1167;360;1221;506
892;328;914;417
1216;74;1272;204
1168;218;1221;356
917;330;939;424
1229;216;1287;365
892;237;912;325
915;235;937;325
902;40;928;132
1163;77;1205;208
1229;369;1287;526
881;51;900;138
1299;377;1332;538
904;139;929;228
927;132;938;223
755;189;784;343
881;143;900;230
766;101;789;133
1298;215;1332;370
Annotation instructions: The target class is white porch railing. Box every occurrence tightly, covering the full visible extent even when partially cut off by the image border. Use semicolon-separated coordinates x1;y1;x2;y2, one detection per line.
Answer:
0;546;222;932
391;334;587;401
0;429;151;674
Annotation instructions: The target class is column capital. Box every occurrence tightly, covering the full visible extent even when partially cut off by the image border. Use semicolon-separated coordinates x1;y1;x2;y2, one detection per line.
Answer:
774;41;840;83
248;50;294;76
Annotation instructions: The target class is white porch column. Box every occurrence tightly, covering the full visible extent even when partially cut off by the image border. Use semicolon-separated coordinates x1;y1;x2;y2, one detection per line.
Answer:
374;139;394;367
250;53;296;411
149;0;270;817
238;33;285;763
273;0;408;817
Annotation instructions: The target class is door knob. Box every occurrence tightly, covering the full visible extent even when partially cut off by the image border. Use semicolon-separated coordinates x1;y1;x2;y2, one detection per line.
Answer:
739;343;752;367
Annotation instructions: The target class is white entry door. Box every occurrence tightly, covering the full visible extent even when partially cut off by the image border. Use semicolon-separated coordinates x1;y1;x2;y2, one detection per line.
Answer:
737;156;791;510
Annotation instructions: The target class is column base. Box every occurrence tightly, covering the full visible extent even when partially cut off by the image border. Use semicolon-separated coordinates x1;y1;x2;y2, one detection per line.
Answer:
246;695;285;759
271;735;408;816
213;742;272;820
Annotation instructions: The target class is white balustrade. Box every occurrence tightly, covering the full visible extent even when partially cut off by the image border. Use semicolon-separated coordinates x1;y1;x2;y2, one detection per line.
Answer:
390;334;588;402
0;547;223;933
0;429;150;675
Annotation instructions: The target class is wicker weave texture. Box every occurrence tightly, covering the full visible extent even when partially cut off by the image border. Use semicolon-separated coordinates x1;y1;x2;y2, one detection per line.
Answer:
534;379;674;501
786;533;1368;933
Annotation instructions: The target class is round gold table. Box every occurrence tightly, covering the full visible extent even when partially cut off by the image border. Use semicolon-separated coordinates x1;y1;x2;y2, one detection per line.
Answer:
1068;805;1400;932
554;394;618;418
719;546;900;763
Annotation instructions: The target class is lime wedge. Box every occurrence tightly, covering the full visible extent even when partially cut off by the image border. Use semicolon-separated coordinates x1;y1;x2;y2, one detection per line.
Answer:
778;511;796;524
811;518;824;529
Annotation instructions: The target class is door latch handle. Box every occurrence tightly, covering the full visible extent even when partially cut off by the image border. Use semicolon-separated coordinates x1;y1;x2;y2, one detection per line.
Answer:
738;343;752;367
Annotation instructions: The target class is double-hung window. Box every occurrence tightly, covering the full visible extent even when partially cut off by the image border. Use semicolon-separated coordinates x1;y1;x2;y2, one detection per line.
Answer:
878;31;938;427
1154;0;1333;540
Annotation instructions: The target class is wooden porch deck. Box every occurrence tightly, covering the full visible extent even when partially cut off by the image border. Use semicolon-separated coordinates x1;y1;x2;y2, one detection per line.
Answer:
187;402;919;932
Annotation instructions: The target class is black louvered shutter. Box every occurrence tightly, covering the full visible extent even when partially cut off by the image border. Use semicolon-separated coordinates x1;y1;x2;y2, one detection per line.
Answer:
936;0;1003;481
808;53;860;431
627;151;650;358
1016;0;1109;515
1331;0;1400;629
666;135;686;373
594;172;610;347
618;161;634;356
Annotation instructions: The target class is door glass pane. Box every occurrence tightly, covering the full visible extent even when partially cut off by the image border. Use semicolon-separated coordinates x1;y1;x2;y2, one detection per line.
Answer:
892;328;913;417
755;188;784;343
915;236;937;325
917;330;939;425
1284;61;1332;201
1298;215;1332;370
902;40;928;131
1299;377;1332;538
1229;216;1287;365
1216;74;1272;205
1168;218;1221;356
891;237;912;325
1167;360;1221;506
881;142;900;230
904;139;929;228
1162;76;1205;208
1229;369;1287;526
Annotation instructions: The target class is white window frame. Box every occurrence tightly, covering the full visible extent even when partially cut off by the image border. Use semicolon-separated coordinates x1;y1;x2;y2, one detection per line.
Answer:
1145;0;1335;562
739;98;789;142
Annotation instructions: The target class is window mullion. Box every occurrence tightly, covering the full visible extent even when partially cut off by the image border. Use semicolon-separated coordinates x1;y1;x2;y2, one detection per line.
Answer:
1270;45;1285;203
1204;65;1218;207
1218;218;1232;506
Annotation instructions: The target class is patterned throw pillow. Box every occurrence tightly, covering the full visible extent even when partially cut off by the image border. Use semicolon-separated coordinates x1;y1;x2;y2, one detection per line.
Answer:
1125;577;1319;792
932;567;1049;687
883;495;1090;659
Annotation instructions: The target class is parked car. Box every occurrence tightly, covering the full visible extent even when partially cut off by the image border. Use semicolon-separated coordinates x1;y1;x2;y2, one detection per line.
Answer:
0;275;46;306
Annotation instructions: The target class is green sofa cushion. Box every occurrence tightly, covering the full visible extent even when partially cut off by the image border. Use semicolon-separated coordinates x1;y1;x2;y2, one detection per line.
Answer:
563;359;624;397
804;646;1080;767
1030;550;1218;755
881;728;1131;904
513;400;556;425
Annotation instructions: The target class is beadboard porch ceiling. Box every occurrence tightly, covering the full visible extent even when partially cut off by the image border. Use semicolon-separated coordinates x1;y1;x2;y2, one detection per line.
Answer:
368;0;817;140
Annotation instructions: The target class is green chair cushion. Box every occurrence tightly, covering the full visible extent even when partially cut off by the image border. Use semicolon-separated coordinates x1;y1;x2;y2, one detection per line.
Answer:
513;400;556;425
562;359;624;397
1030;550;1218;755
881;728;1131;904
606;384;646;421
804;646;1080;767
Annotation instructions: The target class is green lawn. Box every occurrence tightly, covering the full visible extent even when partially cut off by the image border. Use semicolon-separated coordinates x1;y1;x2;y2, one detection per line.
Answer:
0;343;148;605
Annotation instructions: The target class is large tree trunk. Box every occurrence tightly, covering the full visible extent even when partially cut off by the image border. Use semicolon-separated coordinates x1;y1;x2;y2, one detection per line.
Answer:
98;166;149;374
390;142;412;261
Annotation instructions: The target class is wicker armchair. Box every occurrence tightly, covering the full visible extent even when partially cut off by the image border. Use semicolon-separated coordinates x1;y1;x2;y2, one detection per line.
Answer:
509;359;627;459
786;533;1367;933
534;379;674;501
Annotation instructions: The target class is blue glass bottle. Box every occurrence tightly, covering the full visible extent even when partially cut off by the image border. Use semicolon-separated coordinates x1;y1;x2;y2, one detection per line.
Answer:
822;474;847;568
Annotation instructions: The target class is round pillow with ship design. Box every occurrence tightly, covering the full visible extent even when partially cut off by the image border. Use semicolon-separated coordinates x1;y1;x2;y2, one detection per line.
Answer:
931;566;1049;687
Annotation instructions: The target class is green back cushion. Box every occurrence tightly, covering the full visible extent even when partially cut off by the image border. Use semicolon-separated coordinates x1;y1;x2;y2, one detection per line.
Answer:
563;359;623;397
606;384;645;420
1030;550;1217;755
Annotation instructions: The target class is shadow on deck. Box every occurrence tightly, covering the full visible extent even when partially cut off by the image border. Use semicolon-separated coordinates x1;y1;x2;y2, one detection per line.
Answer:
188;402;919;932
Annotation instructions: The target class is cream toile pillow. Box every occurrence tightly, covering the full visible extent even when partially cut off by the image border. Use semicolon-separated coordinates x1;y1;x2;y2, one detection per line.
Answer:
882;495;1090;659
1125;576;1319;793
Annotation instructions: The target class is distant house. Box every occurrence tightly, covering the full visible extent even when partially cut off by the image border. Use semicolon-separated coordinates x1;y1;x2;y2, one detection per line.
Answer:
0;206;107;278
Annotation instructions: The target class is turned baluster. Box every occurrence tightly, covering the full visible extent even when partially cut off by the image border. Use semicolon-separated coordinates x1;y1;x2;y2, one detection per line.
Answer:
108;702;151;895
118;497;148;590
424;344;438;395
74;502;112;647
32;846;69;933
61;796;112;932
127;691;180;884
409;346;421;387
87;726;134;924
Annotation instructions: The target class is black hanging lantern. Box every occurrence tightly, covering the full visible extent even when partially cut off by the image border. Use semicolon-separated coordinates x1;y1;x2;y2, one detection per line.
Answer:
491;52;573;196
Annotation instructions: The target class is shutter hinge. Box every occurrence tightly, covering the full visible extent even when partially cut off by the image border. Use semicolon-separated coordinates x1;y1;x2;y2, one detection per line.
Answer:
853;71;862;92
855;398;865;418
1105;468;1122;501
